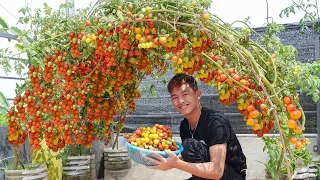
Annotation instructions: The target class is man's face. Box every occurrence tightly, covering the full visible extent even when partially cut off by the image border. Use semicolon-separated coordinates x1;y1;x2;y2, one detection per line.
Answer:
169;83;201;116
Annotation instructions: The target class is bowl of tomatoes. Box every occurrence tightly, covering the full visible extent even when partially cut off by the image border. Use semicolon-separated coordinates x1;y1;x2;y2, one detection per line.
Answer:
123;124;184;166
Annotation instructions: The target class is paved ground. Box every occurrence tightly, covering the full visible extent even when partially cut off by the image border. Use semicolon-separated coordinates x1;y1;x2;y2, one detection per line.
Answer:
104;135;319;180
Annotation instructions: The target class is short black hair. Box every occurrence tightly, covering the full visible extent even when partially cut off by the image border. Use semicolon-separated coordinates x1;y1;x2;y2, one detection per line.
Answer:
167;73;198;93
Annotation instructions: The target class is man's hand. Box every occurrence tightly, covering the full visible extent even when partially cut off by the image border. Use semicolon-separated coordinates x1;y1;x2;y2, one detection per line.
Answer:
145;150;180;171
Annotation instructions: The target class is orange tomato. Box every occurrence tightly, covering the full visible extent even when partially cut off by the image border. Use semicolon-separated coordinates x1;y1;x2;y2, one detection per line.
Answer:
246;118;255;126
246;104;255;112
293;125;303;134
286;103;296;112
290;137;297;144
85;20;91;26
295;141;303;149
290;110;302;120
249;110;260;119
287;119;297;129
202;13;209;20
283;96;291;105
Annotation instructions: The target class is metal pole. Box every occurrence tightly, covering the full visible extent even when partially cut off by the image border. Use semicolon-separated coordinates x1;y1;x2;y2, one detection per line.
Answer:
265;0;269;24
315;33;320;154
65;0;75;16
0;32;17;40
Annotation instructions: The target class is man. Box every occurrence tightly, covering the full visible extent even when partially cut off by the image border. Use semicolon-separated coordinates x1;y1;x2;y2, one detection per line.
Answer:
146;73;247;180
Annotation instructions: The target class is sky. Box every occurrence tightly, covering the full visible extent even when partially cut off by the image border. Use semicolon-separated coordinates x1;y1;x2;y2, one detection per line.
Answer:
0;0;311;100
210;0;306;27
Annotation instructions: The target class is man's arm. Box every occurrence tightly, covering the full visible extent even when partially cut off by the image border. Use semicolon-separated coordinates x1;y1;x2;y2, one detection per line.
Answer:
147;143;226;180
174;144;226;179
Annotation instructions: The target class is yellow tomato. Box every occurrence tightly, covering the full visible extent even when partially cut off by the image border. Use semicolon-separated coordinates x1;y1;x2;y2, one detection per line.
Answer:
145;6;151;12
153;139;160;145
85;38;91;43
91;34;96;41
144;137;150;143
153;134;159;139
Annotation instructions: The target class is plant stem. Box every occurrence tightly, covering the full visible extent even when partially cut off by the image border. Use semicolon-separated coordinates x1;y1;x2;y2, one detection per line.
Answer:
205;19;292;179
14;144;24;169
13;147;18;169
238;40;293;180
150;9;199;18
112;126;120;149
296;102;306;129
249;42;278;85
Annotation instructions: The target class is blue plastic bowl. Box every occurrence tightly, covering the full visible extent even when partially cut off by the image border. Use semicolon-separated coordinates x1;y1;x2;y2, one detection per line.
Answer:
124;139;184;166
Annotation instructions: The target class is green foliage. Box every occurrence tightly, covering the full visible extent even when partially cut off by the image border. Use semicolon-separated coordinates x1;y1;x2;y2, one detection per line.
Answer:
0;16;9;30
0;156;16;170
0;113;8;126
139;84;158;97
263;136;312;178
279;0;320;33
0;91;10;113
263;136;283;179
258;22;320;102
0;2;91;75
56;144;91;164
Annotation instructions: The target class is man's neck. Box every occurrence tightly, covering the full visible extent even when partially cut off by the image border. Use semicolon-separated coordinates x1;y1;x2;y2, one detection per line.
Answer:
186;106;202;129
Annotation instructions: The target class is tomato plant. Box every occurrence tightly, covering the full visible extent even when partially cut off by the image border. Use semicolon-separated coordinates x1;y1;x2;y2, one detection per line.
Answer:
0;0;320;178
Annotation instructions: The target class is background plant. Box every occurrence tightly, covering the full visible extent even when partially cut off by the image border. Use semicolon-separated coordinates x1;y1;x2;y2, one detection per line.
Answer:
280;0;320;33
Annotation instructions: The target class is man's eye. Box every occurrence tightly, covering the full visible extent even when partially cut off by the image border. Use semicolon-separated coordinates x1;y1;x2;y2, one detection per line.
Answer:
172;97;177;99
183;93;188;96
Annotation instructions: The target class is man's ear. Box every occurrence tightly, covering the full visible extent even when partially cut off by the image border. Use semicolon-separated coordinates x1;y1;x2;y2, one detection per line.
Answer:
196;90;202;99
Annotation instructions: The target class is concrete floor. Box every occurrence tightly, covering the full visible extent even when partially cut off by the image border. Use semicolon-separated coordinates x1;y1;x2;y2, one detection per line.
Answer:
105;135;319;180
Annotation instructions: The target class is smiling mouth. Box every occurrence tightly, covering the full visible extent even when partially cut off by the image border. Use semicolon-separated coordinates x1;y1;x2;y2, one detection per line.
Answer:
179;104;188;109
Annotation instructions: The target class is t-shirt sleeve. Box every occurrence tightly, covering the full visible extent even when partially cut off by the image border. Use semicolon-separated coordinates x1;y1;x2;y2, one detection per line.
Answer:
208;114;230;147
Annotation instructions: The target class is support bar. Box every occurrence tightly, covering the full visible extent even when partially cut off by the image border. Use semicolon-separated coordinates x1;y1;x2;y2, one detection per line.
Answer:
0;32;17;40
0;76;25;80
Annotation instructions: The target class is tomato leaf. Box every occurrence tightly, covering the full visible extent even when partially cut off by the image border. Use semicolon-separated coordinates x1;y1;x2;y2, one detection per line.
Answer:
0;16;9;29
0;91;10;111
116;10;124;21
18;7;30;15
101;15;116;22
22;36;33;44
15;43;25;51
15;83;26;95
9;26;22;35
283;90;290;96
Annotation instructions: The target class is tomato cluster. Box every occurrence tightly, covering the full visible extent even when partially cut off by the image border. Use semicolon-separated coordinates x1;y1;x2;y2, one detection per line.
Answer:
125;124;179;151
282;96;308;149
6;0;307;154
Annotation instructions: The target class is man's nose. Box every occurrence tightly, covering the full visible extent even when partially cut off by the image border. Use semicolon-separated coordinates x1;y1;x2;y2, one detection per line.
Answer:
178;97;185;103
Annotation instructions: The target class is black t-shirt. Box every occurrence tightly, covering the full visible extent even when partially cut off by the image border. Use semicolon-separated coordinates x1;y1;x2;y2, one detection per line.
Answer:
180;107;247;175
